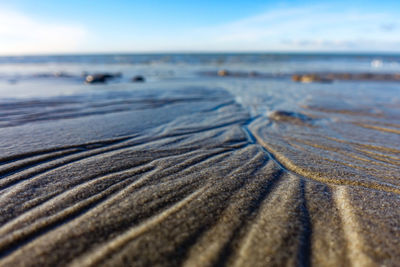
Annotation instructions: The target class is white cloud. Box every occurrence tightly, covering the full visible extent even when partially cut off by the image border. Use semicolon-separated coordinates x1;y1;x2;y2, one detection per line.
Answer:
184;5;400;52
0;9;87;55
0;5;398;53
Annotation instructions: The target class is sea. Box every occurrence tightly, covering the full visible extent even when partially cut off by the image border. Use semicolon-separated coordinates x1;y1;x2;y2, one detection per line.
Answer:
0;53;399;116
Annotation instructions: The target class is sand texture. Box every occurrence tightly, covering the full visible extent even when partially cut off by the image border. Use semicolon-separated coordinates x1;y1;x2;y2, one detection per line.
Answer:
0;87;399;267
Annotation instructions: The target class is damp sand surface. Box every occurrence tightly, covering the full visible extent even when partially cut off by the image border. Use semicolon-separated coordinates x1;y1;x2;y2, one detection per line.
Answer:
0;54;400;266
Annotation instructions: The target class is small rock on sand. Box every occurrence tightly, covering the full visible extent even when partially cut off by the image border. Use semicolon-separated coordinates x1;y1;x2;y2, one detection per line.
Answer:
132;75;145;82
269;110;313;125
217;70;229;76
292;74;332;83
85;73;122;84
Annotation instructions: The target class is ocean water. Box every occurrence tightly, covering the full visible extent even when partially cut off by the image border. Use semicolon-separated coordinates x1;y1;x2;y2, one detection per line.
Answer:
0;53;399;114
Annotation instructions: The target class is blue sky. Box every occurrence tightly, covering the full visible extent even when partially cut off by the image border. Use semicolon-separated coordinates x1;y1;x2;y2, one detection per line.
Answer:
0;0;399;54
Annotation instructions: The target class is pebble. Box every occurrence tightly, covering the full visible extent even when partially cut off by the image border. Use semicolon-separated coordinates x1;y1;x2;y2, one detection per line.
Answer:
85;73;121;84
132;75;145;82
217;70;229;76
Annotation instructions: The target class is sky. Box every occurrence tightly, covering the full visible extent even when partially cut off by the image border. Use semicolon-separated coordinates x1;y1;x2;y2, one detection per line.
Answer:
0;0;399;55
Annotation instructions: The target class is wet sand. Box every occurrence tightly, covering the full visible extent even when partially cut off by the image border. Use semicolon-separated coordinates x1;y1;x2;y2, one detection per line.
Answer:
0;86;399;266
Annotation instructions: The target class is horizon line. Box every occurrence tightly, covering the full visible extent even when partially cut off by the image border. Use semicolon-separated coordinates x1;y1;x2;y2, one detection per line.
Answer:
2;50;400;57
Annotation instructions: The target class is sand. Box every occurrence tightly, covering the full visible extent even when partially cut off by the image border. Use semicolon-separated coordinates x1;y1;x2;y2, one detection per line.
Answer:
0;87;399;266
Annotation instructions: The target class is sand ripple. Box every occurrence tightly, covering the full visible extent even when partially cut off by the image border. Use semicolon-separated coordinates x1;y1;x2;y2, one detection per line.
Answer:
0;88;399;266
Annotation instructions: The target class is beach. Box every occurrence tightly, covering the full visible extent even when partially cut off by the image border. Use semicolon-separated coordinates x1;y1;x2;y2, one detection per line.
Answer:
0;54;399;266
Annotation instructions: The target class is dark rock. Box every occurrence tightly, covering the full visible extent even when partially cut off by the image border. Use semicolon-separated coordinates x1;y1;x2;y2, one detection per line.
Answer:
85;73;121;84
85;75;106;83
132;75;145;82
